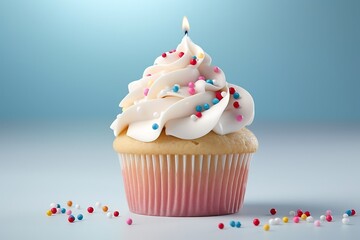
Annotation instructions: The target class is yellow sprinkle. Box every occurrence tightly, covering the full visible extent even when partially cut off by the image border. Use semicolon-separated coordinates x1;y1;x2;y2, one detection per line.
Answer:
46;210;52;216
301;213;307;220
283;217;289;223
122;107;127;112
198;52;204;59
263;224;270;231
147;79;154;86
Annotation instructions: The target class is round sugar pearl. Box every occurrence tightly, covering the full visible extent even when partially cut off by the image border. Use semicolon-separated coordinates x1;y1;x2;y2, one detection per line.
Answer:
188;82;195;88
190;114;197;121
293;217;300;223
61;208;66;214
152;123;159;130
326;215;332;222
56;208;62;214
235;221;241;228
263;224;270;231
218;223;224;229
270;208;277;215
213;66;220;73
102;206;109;212
253;218;260;226
68;215;75;223
198;75;205;80
233;92;240;99
50;203;57;208
172;85;179;92
230;220;236;227
75;204;80;209
314;220;321;227
343;214;349;218
66;210;72;215
77;214;83;221
351;209;356;216
326;210;332;215
320;215;326;221
126;218;133;225
50;208;57;214
274;218;281;225
95;202;101;208
304;211;311;216
269;219;275;225
306;216;314;223
345;210;352;216
297;209;303;217
107;212;112;218
289;211;296;216
203;103;210;110
301;213;307;220
195;105;202;112
178;52;184;58
67;201;73;207
188;88;196;95
282;217;289;223
87;207;94;213
114;211;119;217
342;218;350;225
46;210;52;216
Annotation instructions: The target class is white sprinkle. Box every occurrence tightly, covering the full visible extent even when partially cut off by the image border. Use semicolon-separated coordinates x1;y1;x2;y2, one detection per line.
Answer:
75;204;80;210
269;219;275;225
50;203;57;208
274;218;281;225
320;215;326;221
289;211;295;216
343;213;349;218
56;208;61;214
306;216;314;223
95;202;101;208
221;91;227;97
190;114;197;121
107;212;112;218
342;217;350;225
212;80;217;85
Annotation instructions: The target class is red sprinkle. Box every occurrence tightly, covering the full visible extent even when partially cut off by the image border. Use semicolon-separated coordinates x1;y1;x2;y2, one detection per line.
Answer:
68;216;75;223
114;211;119;217
253;218;260;226
229;87;235;95
297;209;303;217
304;211;311;217
178;52;184;58
190;59;197;65
215;91;223;100
351;209;356;216
195;112;202;118
162;53;167;58
270;208;277;215
326;215;332;222
51;208;57;214
87;207;94;213
233;101;240;109
218;223;224;229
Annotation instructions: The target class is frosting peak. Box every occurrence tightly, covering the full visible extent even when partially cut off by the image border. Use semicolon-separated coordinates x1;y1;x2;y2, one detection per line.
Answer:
111;35;255;142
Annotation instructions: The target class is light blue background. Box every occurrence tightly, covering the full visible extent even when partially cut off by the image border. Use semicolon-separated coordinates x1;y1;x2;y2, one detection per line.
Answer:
0;0;359;123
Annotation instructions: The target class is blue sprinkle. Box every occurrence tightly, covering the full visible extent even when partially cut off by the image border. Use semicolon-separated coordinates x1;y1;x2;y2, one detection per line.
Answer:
61;208;66;214
195;105;202;112
56;204;60;208
212;98;219;105
172;85;179;92
77;214;83;221
203;103;210;110
236;221;241;228
230;220;236;227
346;210;352;216
152;123;159;130
233;92;240;99
206;79;214;85
192;56;197;59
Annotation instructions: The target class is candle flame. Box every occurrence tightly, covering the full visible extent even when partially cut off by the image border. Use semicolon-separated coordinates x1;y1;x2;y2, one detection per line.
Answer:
182;16;190;34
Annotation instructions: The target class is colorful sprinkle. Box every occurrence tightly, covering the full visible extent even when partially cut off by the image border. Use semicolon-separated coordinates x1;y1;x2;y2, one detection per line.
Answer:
293;216;300;223
345;210;352;216
351;209;356;216
236;115;243;122
301;213;307;220
188;82;195;88
68;215;75;223
236;221;241;228
56;204;61;208
195;105;202;112
178;52;184;58
221;91;227;98
87;207;94;213
152;123;159;130
213;66;220;73
198;53;204;59
233;101;240;109
253;218;260;226
190;114;197;121
61;208;66;214
215;91;223;100
188;88;196;95
102;206;109;212
218;223;224;229
146;73;152;77
66;210;72;215
172;84;180;93
263;224;270;231
107;212;112;218
144;88;149;96
198;75;205;80
230;220;236;227
195;112;202;118
56;208;61;214
114;211;119;217
320;215;326;221
343;213;349;218
50;208;57;214
306;216;314;223
192;56;197;59
126;218;133;225
203;103;210;110
283;217;289;223
314;220;321;227
77;214;83;221
304;211;311;217
190;59;197;65
206;79;214;85
75;204;80;209
46;210;52;216
297;209;303;217
233;92;240;99
212;98;219;105
326;215;333;222
229;87;235;95
326;210;332;216
342;218;350;224
161;53;167;58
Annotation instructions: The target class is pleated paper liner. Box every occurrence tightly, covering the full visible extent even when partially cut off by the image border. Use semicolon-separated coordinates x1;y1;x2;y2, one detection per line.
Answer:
119;153;252;216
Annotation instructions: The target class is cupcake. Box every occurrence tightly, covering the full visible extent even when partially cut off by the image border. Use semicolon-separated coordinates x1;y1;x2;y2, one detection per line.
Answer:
111;19;258;216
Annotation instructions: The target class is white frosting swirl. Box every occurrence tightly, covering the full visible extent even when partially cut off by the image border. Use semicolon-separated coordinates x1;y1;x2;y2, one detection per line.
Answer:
111;36;255;142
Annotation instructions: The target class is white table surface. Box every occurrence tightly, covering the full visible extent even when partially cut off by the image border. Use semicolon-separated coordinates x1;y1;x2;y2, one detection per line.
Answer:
1;120;359;240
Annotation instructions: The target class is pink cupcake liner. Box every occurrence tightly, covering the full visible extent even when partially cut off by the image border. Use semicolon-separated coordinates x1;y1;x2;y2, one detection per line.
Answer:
119;153;252;216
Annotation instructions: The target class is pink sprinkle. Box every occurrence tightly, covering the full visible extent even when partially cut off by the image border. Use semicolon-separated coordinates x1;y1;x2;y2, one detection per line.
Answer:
198;75;206;80
162;53;167;58
326;215;332;222
188;82;195;88
146;74;151;77
144;88;149;96
66;210;72;215
126;218;133;225
314;220;321;227
188;88;196;95
236;115;243;122
293;216;300;223
213;66;220;73
326;210;332;216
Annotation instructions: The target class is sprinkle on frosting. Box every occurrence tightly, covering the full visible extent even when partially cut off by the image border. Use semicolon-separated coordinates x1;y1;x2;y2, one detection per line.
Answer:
190;58;197;65
213;66;220;73
152;123;159;130
206;79;214;85
233;92;240;99
178;52;184;58
161;53;167;58
233;101;240;109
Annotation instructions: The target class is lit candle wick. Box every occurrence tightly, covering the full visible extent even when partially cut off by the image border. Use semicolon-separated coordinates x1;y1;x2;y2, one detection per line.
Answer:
182;16;190;36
